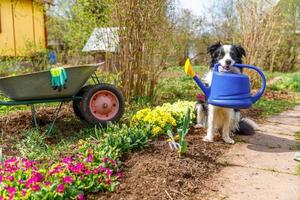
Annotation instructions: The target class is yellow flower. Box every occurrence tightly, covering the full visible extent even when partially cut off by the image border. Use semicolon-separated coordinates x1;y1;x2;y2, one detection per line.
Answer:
152;126;162;135
78;139;86;145
130;100;195;135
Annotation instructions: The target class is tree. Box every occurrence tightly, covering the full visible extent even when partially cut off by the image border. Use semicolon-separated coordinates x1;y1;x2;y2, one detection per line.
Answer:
47;0;111;60
110;0;175;100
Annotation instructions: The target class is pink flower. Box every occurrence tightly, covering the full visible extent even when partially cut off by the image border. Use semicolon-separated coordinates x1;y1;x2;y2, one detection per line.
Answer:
0;175;2;183
86;154;93;162
117;171;123;179
70;162;85;174
93;169;99;174
5;187;16;199
56;184;65;193
49;168;60;175
105;179;111;185
6;175;14;182
99;166;106;172
32;184;40;192
24;160;35;170
32;172;44;182
84;170;91;175
45;181;51;186
21;189;27;196
62;176;73;184
78;193;84;200
110;159;115;166
103;158;108;163
5;157;17;164
105;169;112;177
25;172;44;187
62;157;73;165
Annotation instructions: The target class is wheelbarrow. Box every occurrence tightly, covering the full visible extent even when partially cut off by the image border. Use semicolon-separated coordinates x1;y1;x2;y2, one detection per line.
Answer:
0;62;125;133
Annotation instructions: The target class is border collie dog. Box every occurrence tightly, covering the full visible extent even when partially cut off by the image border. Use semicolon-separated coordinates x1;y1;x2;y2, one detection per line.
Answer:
195;42;257;144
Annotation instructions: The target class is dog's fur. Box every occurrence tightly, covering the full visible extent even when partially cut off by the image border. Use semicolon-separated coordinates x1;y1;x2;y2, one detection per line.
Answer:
195;42;257;144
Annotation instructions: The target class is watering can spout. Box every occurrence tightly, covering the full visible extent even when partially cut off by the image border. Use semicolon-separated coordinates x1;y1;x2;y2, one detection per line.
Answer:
184;59;210;96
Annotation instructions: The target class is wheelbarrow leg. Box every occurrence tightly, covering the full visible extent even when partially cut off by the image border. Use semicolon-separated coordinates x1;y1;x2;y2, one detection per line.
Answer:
91;72;100;84
31;105;39;128
47;102;63;135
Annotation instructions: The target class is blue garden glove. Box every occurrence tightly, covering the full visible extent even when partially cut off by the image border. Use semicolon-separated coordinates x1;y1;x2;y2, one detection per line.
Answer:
50;67;67;92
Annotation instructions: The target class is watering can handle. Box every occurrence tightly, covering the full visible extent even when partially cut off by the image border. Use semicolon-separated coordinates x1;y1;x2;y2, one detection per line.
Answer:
233;64;267;103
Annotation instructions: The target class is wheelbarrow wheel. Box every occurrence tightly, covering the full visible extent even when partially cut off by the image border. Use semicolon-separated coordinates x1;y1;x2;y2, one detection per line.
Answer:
81;83;125;126
72;85;93;120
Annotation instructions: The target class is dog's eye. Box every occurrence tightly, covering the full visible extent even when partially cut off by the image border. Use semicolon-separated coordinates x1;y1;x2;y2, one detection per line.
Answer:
220;51;225;57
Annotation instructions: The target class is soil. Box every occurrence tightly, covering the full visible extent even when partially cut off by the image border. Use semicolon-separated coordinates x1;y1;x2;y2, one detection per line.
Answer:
263;90;292;101
0;104;89;156
89;128;230;200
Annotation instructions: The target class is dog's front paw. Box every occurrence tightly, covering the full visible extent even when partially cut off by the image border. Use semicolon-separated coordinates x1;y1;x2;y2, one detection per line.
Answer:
223;137;235;144
202;136;214;143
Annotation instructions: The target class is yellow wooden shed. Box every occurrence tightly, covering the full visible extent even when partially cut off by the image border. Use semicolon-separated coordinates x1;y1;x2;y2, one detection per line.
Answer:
0;0;52;57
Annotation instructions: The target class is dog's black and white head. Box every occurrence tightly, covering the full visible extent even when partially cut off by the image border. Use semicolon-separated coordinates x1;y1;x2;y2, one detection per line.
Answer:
207;42;246;74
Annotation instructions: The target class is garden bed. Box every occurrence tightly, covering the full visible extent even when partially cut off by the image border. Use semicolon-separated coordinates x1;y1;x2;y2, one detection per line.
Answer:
91;128;229;200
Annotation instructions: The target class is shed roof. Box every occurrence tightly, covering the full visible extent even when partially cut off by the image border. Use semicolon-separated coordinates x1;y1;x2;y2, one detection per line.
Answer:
82;28;119;53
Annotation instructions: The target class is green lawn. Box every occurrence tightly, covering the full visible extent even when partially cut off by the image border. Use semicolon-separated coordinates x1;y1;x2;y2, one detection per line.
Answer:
265;71;300;92
155;65;207;104
253;94;300;117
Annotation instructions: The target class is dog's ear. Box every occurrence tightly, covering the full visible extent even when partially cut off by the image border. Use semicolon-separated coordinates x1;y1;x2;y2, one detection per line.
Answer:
207;42;221;56
234;45;246;57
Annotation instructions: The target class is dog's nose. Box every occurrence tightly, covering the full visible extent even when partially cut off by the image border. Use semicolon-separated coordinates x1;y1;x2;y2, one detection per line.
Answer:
225;59;232;65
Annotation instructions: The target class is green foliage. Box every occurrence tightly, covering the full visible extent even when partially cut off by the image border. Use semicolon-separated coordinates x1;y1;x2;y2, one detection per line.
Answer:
16;123;152;163
155;65;206;104
81;124;151;161
0;95;28;115
0;57;23;76
47;0;111;55
254;98;296;116
269;73;300;92
17;129;49;160
178;107;190;157
166;107;191;157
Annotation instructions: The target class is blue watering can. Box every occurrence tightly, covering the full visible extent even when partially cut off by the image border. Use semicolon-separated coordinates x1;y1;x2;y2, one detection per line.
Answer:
184;59;266;109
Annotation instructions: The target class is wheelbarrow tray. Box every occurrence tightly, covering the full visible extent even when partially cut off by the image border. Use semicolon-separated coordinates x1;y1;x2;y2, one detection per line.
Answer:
0;64;99;101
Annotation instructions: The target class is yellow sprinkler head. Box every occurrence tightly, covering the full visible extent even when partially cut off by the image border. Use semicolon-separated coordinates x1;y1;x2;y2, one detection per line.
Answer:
184;59;196;77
